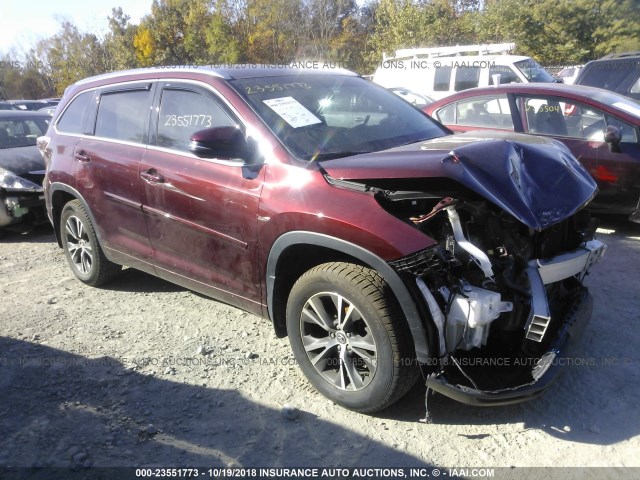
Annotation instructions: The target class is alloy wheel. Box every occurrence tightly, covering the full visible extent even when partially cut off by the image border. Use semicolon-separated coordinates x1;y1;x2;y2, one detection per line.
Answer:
64;215;93;274
299;292;378;391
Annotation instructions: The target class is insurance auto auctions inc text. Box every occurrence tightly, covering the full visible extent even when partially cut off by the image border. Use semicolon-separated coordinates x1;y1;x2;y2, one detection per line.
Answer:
183;467;496;478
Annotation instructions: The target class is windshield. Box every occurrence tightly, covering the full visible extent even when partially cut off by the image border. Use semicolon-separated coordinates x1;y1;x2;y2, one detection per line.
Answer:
232;75;448;160
514;59;556;83
0;117;50;149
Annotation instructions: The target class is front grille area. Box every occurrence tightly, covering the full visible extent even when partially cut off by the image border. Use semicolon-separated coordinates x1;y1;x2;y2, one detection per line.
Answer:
388;247;441;276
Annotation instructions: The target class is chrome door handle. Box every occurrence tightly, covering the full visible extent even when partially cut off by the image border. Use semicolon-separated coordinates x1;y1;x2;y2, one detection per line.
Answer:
140;169;165;183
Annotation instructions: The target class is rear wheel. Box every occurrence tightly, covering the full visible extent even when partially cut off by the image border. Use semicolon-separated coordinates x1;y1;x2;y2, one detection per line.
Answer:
286;262;419;413
60;200;121;286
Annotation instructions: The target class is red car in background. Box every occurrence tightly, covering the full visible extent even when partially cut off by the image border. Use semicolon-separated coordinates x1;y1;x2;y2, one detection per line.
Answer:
424;83;640;222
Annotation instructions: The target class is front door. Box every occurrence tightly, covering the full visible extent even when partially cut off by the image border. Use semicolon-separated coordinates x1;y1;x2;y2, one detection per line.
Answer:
515;94;640;214
140;82;265;312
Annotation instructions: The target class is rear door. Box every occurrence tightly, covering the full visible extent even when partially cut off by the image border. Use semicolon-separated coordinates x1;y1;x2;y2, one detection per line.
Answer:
74;82;156;270
140;81;265;311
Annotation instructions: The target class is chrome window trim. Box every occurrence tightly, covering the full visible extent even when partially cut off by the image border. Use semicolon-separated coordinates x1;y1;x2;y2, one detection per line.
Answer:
146;144;246;167
53;76;274;167
54;79;155;136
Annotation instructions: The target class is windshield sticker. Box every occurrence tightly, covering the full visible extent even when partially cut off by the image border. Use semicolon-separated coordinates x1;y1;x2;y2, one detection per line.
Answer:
263;97;322;128
613;101;640;118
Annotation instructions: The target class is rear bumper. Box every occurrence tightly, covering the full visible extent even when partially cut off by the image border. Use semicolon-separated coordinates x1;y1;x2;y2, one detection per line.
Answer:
426;287;593;406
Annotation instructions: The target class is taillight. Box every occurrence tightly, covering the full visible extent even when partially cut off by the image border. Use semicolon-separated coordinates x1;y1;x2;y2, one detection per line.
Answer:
593;165;619;183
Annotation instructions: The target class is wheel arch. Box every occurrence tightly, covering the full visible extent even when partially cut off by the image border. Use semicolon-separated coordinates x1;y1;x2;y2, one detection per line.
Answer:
266;231;431;362
49;183;102;248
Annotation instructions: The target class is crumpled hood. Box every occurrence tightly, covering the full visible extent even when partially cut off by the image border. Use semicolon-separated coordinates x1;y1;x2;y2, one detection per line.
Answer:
319;131;597;230
0;145;46;178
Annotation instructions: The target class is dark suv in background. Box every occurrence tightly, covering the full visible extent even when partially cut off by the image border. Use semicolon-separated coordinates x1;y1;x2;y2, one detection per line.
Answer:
39;66;605;415
575;52;640;101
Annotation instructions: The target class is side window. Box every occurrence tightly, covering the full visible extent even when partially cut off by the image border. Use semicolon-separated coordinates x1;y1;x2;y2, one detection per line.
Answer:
454;95;513;129
517;96;611;140
95;89;150;143
605;115;638;143
434;66;452;92
157;89;235;152
489;65;522;85
454;67;480;91
436;104;455;124
56;91;93;134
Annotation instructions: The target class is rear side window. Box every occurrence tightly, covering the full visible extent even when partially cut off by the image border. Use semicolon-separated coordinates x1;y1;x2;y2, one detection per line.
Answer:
56;91;93;134
95;89;150;143
454;67;480;91
454;95;513;129
156;89;235;152
434;66;452;92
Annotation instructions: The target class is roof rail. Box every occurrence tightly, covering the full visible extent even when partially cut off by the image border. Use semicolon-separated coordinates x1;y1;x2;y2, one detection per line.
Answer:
600;51;640;60
383;43;516;61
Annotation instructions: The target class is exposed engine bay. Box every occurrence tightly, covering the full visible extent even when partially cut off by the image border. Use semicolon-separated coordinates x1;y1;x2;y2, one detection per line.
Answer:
379;187;606;398
318;133;607;412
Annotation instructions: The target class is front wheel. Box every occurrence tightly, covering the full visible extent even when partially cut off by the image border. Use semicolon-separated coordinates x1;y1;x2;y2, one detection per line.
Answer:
60;200;121;287
286;262;419;413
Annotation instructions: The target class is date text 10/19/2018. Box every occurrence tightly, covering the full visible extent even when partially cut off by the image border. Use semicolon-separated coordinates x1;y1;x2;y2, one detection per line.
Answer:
134;467;496;478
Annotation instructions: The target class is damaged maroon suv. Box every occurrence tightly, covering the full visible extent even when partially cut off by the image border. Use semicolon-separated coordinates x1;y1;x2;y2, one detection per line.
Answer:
39;67;606;416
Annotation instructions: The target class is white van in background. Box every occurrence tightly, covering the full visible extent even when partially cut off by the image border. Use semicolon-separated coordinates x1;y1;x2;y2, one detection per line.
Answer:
372;43;557;100
556;65;583;85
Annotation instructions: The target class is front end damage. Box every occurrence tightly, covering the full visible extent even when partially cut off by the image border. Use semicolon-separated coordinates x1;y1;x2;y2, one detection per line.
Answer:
387;197;605;408
320;134;606;411
0;160;47;231
0;190;46;229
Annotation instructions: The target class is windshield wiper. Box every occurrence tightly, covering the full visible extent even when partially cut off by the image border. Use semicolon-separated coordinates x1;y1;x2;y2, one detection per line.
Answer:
305;151;372;161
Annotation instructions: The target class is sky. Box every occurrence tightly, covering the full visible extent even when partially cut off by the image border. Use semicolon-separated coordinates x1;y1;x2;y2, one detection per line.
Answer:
0;0;153;55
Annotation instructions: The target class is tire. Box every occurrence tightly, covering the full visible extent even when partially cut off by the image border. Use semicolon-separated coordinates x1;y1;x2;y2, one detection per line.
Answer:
286;262;419;413
60;200;121;287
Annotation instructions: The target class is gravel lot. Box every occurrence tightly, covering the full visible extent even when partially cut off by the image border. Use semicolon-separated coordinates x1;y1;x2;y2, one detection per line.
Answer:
1;216;639;479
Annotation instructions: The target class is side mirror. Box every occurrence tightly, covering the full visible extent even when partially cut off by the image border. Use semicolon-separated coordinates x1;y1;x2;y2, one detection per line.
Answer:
604;125;622;153
189;127;251;161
